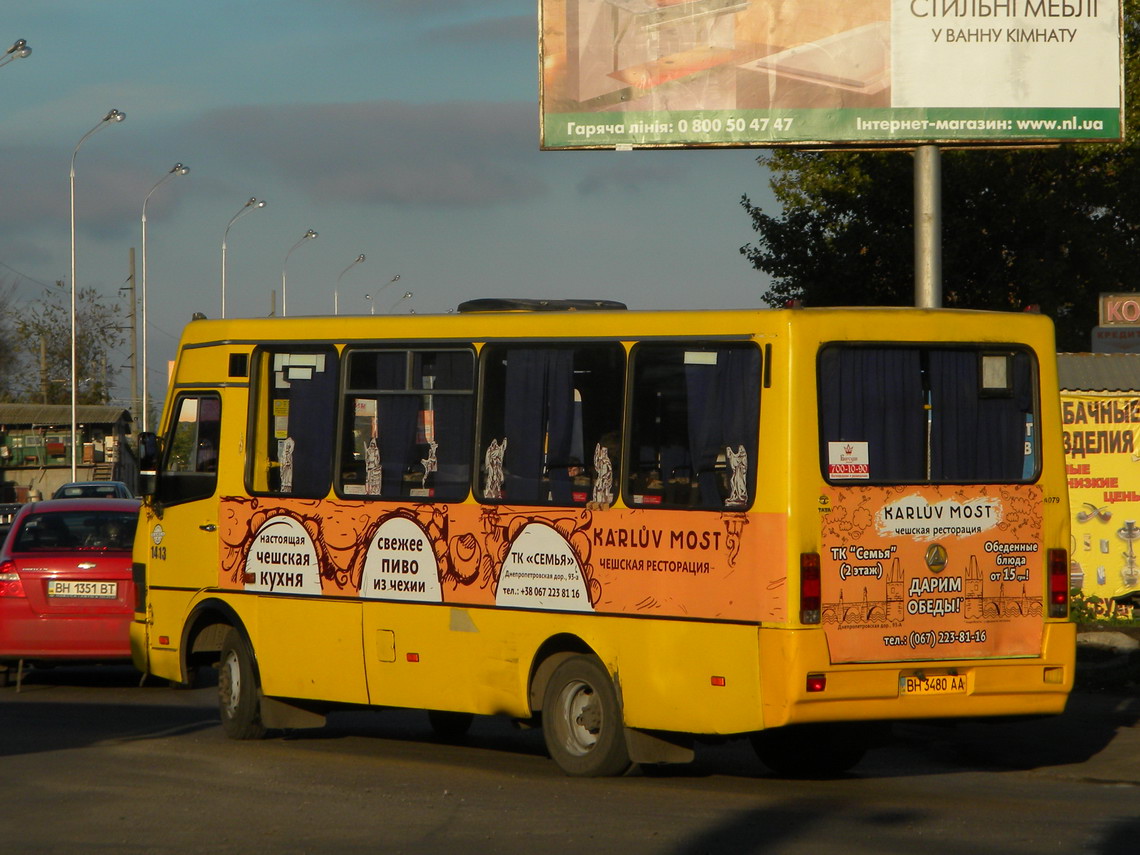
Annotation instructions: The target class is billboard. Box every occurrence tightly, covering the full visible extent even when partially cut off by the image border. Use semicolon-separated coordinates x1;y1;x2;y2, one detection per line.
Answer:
1092;293;1140;353
1062;392;1140;615
539;0;1123;149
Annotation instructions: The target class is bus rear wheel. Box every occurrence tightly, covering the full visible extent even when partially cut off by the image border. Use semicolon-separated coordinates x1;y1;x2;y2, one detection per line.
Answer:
541;655;632;777
749;723;869;778
218;627;266;740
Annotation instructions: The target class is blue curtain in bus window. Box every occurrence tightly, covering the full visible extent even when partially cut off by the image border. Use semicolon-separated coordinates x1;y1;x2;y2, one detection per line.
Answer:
287;358;338;495
428;351;473;499
928;350;1033;481
503;349;574;503
373;353;417;497
684;347;760;507
544;350;576;503
721;347;761;503
819;348;925;481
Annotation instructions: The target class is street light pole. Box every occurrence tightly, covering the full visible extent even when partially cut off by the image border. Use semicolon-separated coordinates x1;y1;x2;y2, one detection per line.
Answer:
140;163;189;434
70;108;125;481
335;254;365;316
280;229;318;318
221;197;266;319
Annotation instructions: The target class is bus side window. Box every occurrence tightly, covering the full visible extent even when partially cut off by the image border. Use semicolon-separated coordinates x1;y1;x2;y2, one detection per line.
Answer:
249;348;338;498
157;393;221;506
626;343;761;510
338;348;474;502
477;343;624;506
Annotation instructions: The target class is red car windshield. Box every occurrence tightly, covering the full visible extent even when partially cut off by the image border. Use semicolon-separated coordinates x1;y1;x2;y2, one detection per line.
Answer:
13;510;139;552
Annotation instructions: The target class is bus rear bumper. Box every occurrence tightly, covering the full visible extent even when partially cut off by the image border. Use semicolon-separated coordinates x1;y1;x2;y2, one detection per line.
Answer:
758;621;1077;729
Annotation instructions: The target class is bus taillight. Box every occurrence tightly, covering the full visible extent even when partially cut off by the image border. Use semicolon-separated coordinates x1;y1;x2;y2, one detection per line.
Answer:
800;552;821;624
1048;548;1069;618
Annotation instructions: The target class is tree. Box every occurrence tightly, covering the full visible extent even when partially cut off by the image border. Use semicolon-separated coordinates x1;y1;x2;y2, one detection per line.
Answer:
12;281;128;405
740;2;1140;353
0;278;20;399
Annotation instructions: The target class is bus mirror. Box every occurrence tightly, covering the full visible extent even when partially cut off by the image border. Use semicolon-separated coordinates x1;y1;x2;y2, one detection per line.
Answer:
138;432;160;470
138;432;160;496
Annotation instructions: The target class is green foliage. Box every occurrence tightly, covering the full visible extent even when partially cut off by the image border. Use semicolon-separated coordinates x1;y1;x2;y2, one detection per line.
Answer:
1071;589;1139;625
741;2;1140;353
8;280;127;405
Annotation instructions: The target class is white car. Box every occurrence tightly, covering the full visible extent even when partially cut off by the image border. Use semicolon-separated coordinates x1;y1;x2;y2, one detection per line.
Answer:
51;481;134;500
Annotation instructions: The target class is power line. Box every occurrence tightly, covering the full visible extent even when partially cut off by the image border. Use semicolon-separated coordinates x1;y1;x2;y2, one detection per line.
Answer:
0;259;55;289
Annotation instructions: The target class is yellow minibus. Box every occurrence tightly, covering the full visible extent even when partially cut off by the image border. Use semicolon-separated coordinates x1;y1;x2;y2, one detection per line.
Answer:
131;300;1074;777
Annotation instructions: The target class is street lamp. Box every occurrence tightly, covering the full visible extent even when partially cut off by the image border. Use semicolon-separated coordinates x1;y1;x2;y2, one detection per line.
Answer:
335;254;365;316
364;273;400;315
280;229;317;317
0;38;31;69
389;290;413;313
140;163;189;434
221;197;267;319
70;108;125;481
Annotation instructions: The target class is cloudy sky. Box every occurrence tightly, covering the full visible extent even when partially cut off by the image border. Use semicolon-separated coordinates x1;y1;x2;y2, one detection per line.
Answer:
0;0;773;410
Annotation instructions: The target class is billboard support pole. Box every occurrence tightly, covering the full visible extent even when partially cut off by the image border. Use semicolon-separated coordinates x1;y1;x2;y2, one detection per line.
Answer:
914;144;943;309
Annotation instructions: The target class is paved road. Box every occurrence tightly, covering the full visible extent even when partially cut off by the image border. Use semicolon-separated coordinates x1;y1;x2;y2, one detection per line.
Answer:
0;664;1137;854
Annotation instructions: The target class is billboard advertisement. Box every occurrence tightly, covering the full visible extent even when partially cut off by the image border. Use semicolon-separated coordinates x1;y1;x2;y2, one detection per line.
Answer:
540;0;1123;149
1062;392;1140;616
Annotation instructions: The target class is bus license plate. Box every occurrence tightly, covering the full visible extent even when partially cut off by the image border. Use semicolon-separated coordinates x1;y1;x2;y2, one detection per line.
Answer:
900;674;966;696
48;580;118;599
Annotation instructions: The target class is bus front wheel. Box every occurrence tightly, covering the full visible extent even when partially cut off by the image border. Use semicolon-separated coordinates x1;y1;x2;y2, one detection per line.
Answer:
218;627;267;740
541;655;632;777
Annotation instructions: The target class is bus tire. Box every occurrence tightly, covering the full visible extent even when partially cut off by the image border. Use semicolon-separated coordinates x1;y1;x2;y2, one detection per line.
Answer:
428;710;475;741
218;627;266;740
541;655;632;777
749;723;868;778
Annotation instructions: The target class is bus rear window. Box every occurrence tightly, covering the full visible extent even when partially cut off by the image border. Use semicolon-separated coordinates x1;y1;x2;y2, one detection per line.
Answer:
818;345;1038;484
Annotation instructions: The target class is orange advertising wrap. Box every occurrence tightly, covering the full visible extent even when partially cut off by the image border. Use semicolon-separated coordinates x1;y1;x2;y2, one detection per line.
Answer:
1062;392;1140;611
217;498;789;624
820;484;1045;663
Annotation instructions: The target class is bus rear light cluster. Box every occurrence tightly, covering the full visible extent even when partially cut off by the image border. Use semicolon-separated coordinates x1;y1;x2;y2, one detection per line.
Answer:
806;673;827;693
800;552;821;624
1047;548;1069;618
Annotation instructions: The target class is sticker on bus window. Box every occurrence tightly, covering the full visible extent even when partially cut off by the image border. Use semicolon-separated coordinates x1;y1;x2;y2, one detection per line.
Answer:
417;409;435;443
828;441;869;480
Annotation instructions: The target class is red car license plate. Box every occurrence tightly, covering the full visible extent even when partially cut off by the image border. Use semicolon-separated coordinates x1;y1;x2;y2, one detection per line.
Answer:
47;580;118;599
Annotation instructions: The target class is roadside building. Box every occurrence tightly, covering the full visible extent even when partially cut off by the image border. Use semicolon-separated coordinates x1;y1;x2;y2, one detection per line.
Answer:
0;403;137;502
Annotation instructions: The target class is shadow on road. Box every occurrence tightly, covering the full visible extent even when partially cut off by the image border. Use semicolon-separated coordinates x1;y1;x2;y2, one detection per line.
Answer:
0;664;219;758
4;662;1136;785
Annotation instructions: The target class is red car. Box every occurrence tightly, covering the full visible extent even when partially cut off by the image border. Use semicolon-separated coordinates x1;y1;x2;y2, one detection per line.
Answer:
0;498;141;665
